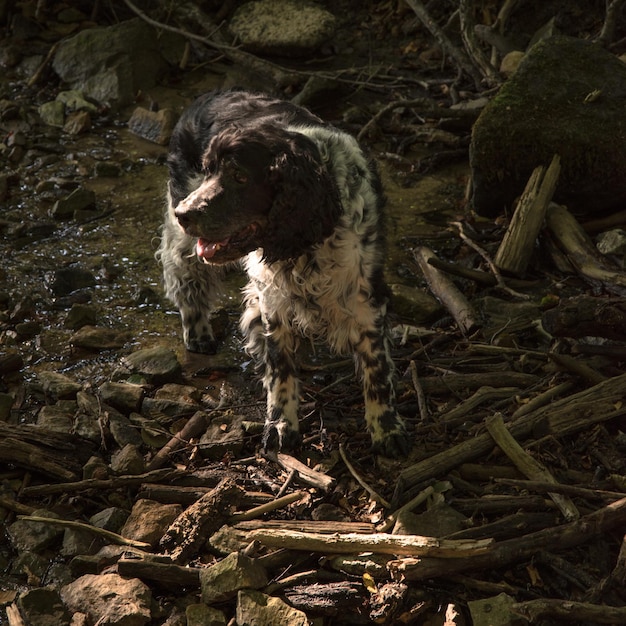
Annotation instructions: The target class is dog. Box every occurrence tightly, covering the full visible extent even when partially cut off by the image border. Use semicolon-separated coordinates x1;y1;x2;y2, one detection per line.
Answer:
158;90;409;457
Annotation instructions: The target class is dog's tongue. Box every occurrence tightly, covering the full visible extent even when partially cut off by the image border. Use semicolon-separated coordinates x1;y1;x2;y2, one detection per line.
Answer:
197;237;229;260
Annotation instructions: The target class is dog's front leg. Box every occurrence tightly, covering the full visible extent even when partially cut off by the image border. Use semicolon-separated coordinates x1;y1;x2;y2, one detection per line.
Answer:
241;300;301;451
355;325;410;457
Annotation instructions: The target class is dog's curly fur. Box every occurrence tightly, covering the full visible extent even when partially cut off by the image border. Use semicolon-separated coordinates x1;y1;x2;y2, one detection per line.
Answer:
158;90;409;456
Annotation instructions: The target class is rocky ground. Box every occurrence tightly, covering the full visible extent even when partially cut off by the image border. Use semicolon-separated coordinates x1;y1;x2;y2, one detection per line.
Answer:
3;1;626;625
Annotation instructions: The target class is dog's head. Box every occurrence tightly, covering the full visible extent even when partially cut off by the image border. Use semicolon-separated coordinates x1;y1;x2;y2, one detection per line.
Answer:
174;124;342;264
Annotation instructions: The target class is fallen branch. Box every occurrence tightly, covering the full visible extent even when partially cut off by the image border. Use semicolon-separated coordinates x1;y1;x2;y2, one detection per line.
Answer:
250;529;493;558
485;413;580;521
512;598;626;623
389;495;626;580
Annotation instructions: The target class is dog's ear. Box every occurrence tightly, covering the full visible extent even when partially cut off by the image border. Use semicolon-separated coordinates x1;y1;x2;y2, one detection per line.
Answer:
263;136;342;262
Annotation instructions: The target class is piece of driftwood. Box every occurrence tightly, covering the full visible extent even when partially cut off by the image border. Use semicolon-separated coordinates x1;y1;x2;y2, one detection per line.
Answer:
396;372;626;494
494;155;561;276
446;511;558;541
415;371;539;396
413;246;480;335
249;529;493;558
160;477;244;563
273;452;336;492
546;203;626;295
146;410;209;471
485;414;579;521
495;478;626;501
389;495;626;580
436;386;520;428
511;599;626;623
235;520;375;534
542;296;626;340
118;556;201;588
284;581;367;617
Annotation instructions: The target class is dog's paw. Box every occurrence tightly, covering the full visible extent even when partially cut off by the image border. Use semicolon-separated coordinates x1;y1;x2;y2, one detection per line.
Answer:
185;336;218;354
368;410;411;457
262;416;302;453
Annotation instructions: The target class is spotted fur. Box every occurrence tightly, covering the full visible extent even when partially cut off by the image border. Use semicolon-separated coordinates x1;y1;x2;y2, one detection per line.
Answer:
158;90;409;456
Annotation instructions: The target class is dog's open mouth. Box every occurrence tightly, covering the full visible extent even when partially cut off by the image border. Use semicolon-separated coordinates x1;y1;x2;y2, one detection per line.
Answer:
196;222;261;263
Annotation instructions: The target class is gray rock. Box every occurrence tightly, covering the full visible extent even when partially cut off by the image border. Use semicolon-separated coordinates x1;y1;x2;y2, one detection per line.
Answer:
70;326;129;351
51;187;96;220
200;552;268;604
110;443;145;475
61;526;103;557
56;90;99;114
390;283;442;323
52;18;166;107
199;415;245;460
471;35;626;216
236;589;308;626
597;229;626;257
7;509;64;552
120;499;182;548
0;391;13;420
186;604;227;626
17;587;72;626
468;593;517;626
99;381;144;414
229;0;336;57
38;100;65;127
127;106;177;145
61;573;152;626
37;371;82;399
122;346;182;385
11;551;49;581
63;110;92;135
89;507;129;533
108;411;143;448
64;303;97;330
36;404;74;433
50;266;96;296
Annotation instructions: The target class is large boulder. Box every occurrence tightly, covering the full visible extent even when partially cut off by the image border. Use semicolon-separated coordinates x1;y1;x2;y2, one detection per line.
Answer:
52;18;167;107
470;35;626;217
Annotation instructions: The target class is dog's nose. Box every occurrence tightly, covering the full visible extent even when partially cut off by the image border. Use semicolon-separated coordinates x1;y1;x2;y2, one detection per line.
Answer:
174;203;198;230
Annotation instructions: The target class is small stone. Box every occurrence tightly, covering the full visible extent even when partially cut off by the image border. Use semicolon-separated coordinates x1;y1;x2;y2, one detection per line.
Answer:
390;283;441;323
38;371;82;399
499;50;524;77
14;320;41;338
99;381;144;414
122;346;182;385
50;266;96;296
64;303;97;330
93;161;121;177
56;90;99;113
37;404;74;433
236;589;308;626
200;552;268;604
229;0;336;56
70;326;128;351
128;106;177;145
186;604;227;626
61;573;152;626
82;455;110;480
120;499;182;548
7;509;64;552
51;187;96;220
10;551;49;582
64;110;92;135
110;443;145;475
597;229;626;256
199;415;245;460
61;526;103;557
108;410;143;447
38;100;65;127
468;593;519;626
89;507;129;533
17;587;72;626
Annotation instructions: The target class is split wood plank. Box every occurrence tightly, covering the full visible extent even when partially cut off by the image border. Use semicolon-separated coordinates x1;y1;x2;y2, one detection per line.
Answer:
495;154;561;276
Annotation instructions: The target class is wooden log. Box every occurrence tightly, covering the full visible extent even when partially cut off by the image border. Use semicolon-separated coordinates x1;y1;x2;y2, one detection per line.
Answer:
284;581;367;617
273;452;336;492
396;372;626;494
511;599;626;623
160;477;244;563
413;246;480;335
542;295;626;340
388;495;626;580
495;155;561;276
118;557;201;588
546;203;626;295
249;529;493;558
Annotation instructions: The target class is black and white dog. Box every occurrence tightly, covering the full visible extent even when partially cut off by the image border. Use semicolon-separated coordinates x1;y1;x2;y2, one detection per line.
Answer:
158;90;409;456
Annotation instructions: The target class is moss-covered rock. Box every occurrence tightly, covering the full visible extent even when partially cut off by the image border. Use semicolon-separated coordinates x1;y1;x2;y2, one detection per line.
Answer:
470;35;626;216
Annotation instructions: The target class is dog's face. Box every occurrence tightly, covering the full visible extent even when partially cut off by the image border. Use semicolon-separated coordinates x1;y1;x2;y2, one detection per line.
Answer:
174;124;342;265
174;130;276;264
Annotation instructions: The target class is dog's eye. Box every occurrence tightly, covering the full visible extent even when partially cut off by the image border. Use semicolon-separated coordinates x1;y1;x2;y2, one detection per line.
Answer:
204;160;217;175
232;169;248;184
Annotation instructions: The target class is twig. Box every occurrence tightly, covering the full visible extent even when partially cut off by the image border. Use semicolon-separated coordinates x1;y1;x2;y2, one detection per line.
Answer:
596;0;626;46
403;0;484;88
339;444;391;508
458;0;500;85
450;221;530;300
275;469;298;498
17;515;151;549
229;490;307;522
409;360;429;421
377;484;437;532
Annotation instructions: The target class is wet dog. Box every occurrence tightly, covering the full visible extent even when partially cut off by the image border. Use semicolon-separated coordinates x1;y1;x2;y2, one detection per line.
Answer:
158;90;409;456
